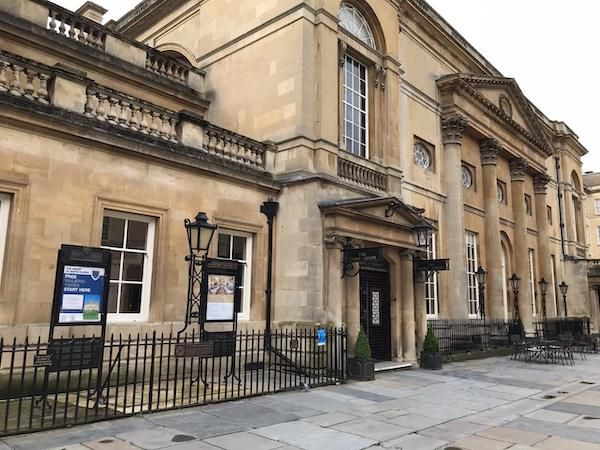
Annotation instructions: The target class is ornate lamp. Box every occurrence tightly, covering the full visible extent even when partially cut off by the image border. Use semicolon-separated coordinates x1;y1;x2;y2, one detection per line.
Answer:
413;217;433;249
559;281;569;317
475;266;488;286
538;278;549;319
185;212;217;255
509;273;521;320
475;266;487;320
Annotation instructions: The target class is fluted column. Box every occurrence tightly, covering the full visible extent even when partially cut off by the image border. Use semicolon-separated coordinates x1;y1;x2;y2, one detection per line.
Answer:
442;116;468;318
534;173;553;316
400;252;416;361
510;158;533;329
480;139;504;319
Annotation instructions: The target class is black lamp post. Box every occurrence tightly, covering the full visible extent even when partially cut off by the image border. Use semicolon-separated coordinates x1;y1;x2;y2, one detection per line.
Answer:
538;278;549;320
475;266;487;320
181;212;217;332
559;281;569;317
510;273;521;320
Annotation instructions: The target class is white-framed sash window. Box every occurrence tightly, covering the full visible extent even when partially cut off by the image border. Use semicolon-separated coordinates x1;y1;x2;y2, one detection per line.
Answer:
343;54;368;158
528;249;537;317
217;230;253;321
101;210;155;322
466;231;480;318
0;193;11;282
425;233;439;318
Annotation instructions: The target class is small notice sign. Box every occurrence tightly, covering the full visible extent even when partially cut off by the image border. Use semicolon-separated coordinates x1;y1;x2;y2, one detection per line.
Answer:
59;266;105;324
317;329;326;347
33;353;53;368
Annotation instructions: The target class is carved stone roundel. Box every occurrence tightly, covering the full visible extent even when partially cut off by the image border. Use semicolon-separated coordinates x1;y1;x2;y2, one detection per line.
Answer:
499;95;513;118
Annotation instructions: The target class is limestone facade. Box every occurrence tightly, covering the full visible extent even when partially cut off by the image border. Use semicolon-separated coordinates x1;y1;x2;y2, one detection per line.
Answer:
0;0;592;361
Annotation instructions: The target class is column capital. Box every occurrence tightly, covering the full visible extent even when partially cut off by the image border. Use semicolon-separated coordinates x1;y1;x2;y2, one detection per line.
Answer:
510;158;529;181
441;116;468;145
533;172;552;194
479;138;502;166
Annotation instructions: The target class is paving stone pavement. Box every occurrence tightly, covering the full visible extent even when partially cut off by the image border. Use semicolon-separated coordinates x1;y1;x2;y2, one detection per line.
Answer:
4;355;600;449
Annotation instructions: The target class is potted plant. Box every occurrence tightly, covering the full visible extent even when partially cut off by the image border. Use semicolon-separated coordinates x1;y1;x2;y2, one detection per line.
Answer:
347;327;375;381
420;327;443;370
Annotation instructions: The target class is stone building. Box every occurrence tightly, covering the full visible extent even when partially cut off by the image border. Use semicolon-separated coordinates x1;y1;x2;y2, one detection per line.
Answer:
0;0;593;362
584;172;600;323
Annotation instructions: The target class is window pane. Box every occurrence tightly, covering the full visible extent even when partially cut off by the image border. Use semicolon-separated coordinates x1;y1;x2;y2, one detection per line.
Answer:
123;252;144;282
232;236;246;260
218;234;231;258
126;220;148;250
110;251;122;281
108;284;119;313
101;216;125;248
119;284;142;313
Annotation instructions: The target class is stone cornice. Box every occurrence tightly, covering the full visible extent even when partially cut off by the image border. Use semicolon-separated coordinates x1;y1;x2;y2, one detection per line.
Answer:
441;115;468;146
437;74;553;157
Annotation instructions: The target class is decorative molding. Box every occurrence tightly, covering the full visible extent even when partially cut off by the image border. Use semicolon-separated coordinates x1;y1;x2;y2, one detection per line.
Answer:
479;138;501;166
499;94;512;118
441;116;468;146
510;158;529;181
339;40;347;67
374;64;386;90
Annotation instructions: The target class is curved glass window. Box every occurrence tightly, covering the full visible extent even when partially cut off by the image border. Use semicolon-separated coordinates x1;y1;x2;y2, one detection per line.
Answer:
414;143;431;169
339;3;376;48
461;165;473;189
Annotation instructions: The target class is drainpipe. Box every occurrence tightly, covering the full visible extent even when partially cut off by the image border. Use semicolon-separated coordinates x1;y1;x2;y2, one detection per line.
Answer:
260;199;279;334
555;156;567;259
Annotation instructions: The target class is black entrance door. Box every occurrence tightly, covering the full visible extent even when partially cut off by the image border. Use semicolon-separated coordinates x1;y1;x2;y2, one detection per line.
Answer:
359;263;391;361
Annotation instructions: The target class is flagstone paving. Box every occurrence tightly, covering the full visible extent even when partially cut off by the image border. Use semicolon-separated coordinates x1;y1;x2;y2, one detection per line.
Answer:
4;354;600;449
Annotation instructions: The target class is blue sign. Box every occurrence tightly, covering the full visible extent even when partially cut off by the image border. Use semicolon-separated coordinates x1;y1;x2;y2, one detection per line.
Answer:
59;265;105;324
317;328;326;347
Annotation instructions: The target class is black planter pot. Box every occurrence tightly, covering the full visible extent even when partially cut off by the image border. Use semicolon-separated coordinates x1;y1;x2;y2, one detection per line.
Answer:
420;351;443;370
347;357;375;381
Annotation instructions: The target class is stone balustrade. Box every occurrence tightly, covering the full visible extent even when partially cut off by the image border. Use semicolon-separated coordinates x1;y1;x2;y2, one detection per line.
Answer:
203;123;265;169
338;157;387;191
146;49;189;84
84;86;179;143
47;5;106;49
0;52;51;104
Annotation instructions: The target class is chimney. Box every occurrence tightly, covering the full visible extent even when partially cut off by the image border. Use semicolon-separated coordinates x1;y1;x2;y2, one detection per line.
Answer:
75;1;108;23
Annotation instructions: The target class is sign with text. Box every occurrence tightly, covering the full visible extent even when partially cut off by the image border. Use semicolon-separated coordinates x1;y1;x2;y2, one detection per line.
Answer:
343;247;383;264
202;258;242;323
415;258;450;273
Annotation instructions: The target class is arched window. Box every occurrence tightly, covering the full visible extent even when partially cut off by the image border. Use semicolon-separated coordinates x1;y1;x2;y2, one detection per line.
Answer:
339;3;376;49
571;171;581;192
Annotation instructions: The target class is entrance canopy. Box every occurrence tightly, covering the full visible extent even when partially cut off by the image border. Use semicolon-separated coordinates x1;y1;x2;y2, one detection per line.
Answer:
319;196;432;250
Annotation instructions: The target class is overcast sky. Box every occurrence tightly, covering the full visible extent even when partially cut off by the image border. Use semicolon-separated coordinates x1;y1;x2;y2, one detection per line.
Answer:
55;0;599;171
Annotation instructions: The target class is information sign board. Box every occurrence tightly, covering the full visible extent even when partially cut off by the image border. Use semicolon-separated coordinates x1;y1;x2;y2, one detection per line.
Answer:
202;259;242;323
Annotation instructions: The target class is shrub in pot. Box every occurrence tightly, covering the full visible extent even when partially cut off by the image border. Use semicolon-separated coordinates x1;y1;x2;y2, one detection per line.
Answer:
420;327;443;370
347;327;375;381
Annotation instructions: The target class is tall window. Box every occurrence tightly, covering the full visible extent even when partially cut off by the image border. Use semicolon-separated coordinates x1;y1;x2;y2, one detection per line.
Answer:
101;211;155;322
595;199;600;215
597;226;600;246
465;231;479;317
343;54;368;157
217;230;253;321
0;193;10;282
425;233;439;318
528;249;537;317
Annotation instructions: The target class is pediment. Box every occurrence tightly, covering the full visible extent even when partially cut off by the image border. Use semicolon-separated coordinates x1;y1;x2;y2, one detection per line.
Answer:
319;196;428;229
438;74;553;156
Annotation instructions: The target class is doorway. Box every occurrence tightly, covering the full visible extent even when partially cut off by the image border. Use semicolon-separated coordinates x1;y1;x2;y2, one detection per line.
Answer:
359;261;391;361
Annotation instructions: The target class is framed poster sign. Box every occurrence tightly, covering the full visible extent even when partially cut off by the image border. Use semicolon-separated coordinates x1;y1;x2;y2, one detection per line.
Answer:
51;245;111;329
202;258;242;322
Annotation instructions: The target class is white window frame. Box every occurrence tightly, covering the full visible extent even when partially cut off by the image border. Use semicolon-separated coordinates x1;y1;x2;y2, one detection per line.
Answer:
595;199;600;215
596;226;600;246
425;233;439;318
528;249;537;318
101;210;155;323
0;193;10;282
551;255;559;316
343;53;369;158
216;229;253;321
466;231;480;318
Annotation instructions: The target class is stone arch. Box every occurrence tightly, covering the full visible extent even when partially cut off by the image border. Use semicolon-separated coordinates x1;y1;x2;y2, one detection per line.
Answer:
500;231;514;319
338;1;386;53
571;170;582;192
154;43;196;66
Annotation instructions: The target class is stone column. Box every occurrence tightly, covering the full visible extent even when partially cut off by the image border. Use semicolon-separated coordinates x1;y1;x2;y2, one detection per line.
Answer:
414;270;427;354
534;173;553;316
442;116;468;318
510;158;533;329
345;263;361;355
480;139;504;319
400;252;416;361
324;238;345;325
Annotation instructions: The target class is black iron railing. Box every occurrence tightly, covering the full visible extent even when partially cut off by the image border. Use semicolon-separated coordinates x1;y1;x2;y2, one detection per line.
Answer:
534;317;591;338
0;327;346;437
427;319;517;354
